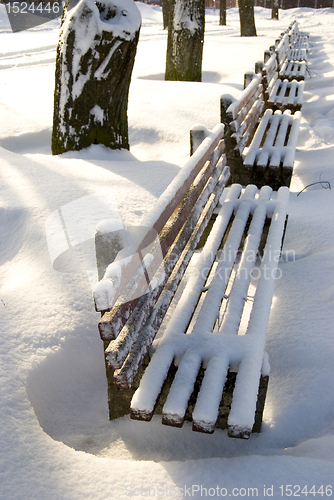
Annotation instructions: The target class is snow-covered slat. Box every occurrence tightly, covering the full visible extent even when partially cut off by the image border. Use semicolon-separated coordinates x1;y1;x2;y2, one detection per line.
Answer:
244;109;300;173
227;186;290;438
283;111;301;169
226;74;262;122
288;48;307;62
279;60;306;81
130;185;290;438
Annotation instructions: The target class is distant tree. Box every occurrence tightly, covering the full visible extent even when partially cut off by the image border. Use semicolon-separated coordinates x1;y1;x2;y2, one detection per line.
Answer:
220;0;226;26
271;0;279;19
165;0;205;82
52;0;141;155
238;0;257;36
162;0;170;29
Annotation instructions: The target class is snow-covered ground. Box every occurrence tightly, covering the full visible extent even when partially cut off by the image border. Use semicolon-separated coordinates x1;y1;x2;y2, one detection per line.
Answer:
1;3;334;499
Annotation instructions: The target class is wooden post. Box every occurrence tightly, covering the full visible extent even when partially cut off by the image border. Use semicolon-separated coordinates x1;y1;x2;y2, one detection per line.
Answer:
220;94;245;185
244;71;254;89
255;61;264;75
264;50;271;63
190;125;209;156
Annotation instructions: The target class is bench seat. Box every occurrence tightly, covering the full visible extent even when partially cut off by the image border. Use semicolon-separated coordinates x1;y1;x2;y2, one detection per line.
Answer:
261;52;305;112
288;48;307;62
221;74;301;189
130;183;290;438
279;59;307;81
243;109;301;175
270;31;307;81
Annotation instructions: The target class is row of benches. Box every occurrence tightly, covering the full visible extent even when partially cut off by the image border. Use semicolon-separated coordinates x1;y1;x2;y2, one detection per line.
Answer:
221;20;308;189
93;21;309;439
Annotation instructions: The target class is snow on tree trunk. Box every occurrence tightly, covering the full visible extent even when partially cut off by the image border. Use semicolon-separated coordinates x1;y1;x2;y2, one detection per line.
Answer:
165;0;205;82
238;0;257;37
51;0;141;155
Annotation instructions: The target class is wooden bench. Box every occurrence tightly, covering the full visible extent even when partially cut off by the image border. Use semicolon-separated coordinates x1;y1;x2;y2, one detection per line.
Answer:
288;20;309;52
221;73;301;189
130;183;289;439
93;124;289;439
285;21;309;75
269;32;307;82
93;124;229;419
257;50;305;112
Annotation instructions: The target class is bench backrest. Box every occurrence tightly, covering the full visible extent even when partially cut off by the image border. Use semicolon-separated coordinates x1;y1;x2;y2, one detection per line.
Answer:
94;125;229;388
288;21;299;46
260;51;278;100
275;33;290;69
221;73;264;159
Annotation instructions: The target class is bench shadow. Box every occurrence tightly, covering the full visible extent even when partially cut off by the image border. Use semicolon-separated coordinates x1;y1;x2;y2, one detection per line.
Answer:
26;329;283;463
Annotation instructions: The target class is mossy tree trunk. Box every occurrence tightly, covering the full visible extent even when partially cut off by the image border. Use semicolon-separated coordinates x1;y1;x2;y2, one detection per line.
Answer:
165;0;205;82
52;0;141;155
238;0;257;37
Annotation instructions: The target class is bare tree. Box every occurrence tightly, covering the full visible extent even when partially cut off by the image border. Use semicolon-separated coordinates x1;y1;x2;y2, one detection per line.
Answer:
238;0;257;37
162;0;170;29
165;0;205;82
220;0;226;26
272;0;279;19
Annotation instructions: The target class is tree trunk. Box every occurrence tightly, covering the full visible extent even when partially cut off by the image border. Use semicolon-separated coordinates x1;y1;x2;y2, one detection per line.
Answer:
165;0;205;82
238;0;257;37
220;0;226;26
52;0;141;155
271;0;279;19
162;0;170;29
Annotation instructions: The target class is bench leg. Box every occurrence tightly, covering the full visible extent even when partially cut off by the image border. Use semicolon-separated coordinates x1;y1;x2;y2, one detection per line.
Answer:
252;375;269;433
214;372;269;435
105;344;150;420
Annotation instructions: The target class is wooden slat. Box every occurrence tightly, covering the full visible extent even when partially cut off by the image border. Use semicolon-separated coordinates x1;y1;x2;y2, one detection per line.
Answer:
114;169;228;389
98;139;226;341
105;155;227;368
229;84;263;132
226;74;262;121
231;98;264;145
94;127;225;314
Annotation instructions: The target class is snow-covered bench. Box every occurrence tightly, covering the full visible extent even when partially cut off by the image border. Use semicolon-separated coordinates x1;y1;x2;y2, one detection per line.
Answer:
93;122;289;439
221;74;301;189
257;50;304;112
93;123;229;418
269;31;307;82
131;183;290;438
288;21;309;53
